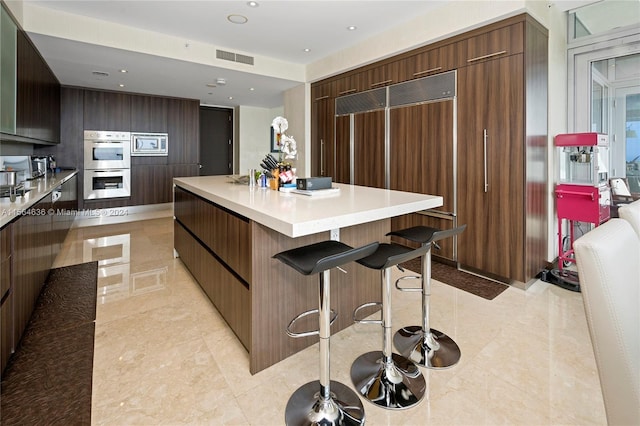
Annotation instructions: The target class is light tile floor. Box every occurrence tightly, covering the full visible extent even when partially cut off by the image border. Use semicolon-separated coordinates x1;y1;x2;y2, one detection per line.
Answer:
53;215;606;425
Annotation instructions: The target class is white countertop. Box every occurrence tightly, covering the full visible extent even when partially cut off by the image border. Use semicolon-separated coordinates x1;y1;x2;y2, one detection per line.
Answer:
0;170;78;229
174;176;443;238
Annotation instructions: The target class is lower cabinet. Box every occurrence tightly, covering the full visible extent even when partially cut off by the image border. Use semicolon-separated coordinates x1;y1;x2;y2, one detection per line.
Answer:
1;224;13;373
2;173;78;374
173;187;251;349
12;194;53;348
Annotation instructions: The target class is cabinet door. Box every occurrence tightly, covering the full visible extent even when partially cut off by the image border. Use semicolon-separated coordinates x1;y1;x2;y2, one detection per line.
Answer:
131;94;168;133
16;31;60;143
407;44;458;80
12;195;53;345
361;62;400;91
167;98;199;165
389;100;454;213
335;75;359;97
462;23;524;66
457;55;524;280
84;90;131;131
354;110;386;189
311;95;334;178
334;115;351;184
1;4;17;134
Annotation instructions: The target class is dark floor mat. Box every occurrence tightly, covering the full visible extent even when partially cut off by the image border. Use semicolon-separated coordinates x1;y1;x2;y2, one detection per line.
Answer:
399;258;508;300
1;262;97;426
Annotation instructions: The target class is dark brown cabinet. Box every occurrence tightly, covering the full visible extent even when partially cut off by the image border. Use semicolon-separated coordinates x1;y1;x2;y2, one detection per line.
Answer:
457;56;525;280
2;174;78;374
311;82;336;178
353;110;386;189
462;22;524;66
83;90;131;131
389;100;455;213
1;224;13;373
131;94;168;133
12;195;53;346
167;98;199;165
311;14;548;285
11;29;60;144
173;187;251;348
456;17;547;283
405;44;459;80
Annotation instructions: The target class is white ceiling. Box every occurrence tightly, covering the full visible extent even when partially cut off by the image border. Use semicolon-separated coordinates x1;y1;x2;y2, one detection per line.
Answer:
25;0;450;108
21;0;604;108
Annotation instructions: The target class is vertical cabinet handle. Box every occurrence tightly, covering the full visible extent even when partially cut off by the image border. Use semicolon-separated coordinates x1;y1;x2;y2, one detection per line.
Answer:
320;139;325;176
483;129;488;193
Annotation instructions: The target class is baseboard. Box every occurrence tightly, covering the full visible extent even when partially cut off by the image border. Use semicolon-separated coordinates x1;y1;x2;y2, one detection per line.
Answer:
71;203;173;228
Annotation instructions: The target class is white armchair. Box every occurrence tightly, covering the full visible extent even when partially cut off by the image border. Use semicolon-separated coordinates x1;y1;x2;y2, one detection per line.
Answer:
619;199;640;239
574;219;640;425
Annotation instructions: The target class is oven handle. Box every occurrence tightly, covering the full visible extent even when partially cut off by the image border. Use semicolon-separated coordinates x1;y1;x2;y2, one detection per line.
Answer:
90;169;127;173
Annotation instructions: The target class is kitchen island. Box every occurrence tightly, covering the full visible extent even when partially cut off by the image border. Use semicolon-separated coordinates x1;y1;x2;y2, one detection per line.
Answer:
173;176;442;373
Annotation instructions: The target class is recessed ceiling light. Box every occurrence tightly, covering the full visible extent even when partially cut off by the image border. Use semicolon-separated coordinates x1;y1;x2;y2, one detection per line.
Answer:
119;69;127;73
119;84;125;87
303;48;311;53
247;1;259;7
347;25;357;31
228;14;248;24
228;96;233;100
249;87;255;91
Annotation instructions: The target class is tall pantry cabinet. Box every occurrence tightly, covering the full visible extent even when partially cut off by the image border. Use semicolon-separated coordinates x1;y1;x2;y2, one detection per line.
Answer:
310;14;548;285
457;18;548;283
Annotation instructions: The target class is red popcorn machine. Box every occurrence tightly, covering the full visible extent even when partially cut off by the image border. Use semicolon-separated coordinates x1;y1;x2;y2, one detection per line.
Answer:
547;132;611;291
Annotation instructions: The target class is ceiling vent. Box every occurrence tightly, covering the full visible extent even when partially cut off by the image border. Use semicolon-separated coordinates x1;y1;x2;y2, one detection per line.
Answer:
92;71;110;77
216;49;254;66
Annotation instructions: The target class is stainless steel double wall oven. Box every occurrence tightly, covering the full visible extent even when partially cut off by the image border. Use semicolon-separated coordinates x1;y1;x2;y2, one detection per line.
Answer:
83;130;131;199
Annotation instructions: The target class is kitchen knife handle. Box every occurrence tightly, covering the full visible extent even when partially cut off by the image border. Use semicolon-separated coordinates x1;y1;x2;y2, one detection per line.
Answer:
483;128;488;193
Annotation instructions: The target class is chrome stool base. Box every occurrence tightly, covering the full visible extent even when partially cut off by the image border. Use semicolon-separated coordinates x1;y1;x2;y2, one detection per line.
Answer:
350;351;426;410
285;380;365;426
394;325;461;369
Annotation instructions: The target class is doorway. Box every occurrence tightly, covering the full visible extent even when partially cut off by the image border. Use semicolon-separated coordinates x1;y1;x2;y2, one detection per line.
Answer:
199;106;233;176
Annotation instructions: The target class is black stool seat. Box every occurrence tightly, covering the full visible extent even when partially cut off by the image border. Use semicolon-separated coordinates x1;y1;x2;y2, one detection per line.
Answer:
273;240;378;276
355;243;417;270
387;226;439;244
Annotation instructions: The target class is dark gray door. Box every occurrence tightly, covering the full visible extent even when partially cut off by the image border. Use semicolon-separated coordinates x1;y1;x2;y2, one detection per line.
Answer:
199;106;233;175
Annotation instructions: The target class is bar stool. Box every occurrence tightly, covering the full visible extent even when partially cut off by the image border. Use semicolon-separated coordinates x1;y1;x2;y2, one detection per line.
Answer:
273;240;379;426
350;243;431;410
389;225;467;369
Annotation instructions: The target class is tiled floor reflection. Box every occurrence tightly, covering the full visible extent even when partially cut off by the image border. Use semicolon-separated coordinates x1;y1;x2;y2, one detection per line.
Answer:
53;216;606;425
